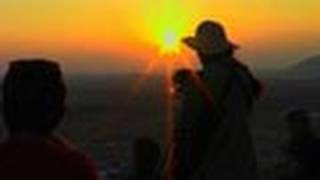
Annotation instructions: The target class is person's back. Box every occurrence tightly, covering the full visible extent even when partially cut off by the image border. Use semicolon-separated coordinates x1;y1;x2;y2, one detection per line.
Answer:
173;20;261;180
197;59;259;180
0;60;98;180
173;59;259;180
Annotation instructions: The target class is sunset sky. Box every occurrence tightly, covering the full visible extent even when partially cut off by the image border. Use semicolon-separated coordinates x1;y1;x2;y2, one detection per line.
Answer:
1;0;320;73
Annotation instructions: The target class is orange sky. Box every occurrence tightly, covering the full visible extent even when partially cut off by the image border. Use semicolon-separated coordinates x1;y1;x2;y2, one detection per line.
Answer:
1;0;320;73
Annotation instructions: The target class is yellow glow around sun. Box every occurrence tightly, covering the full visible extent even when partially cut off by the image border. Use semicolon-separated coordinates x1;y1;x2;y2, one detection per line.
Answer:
142;0;188;56
161;30;180;55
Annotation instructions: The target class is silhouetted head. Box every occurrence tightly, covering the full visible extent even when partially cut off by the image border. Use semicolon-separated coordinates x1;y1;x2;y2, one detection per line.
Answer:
2;60;66;136
286;109;312;137
173;69;193;93
132;137;161;175
182;20;239;66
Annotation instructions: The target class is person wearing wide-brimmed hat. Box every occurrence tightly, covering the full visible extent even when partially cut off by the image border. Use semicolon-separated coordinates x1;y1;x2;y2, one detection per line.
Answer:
171;20;261;180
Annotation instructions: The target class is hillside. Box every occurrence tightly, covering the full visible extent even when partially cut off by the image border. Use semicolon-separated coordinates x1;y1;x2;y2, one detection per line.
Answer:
288;54;320;79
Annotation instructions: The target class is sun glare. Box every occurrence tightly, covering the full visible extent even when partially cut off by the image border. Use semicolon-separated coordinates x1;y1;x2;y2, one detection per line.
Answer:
161;30;181;55
141;1;188;56
134;4;192;179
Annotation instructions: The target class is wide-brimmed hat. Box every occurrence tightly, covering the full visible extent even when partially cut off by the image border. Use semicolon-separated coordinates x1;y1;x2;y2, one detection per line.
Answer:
183;20;239;55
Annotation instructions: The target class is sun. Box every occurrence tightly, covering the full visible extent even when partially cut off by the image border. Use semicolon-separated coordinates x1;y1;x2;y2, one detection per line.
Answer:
160;30;181;55
141;0;187;56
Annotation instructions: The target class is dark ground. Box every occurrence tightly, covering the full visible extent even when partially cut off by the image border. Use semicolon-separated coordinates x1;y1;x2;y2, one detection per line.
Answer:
1;74;319;180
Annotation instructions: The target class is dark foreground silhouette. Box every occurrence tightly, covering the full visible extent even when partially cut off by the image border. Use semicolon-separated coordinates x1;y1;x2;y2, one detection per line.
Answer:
0;60;99;180
168;20;261;180
275;109;320;180
128;137;161;180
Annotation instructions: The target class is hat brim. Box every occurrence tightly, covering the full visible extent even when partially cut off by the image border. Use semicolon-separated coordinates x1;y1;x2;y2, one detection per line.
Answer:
182;36;239;52
182;37;199;50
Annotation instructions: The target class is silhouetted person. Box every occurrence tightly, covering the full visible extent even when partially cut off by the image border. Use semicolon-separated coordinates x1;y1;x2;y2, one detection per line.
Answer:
128;137;161;180
278;109;320;180
0;60;99;180
171;20;261;180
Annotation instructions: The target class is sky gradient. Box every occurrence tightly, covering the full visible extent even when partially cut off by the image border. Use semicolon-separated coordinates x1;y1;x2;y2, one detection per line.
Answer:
1;0;320;73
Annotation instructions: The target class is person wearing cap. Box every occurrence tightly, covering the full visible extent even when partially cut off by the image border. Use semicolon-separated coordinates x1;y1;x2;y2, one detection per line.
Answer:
277;109;320;180
172;20;261;180
0;60;99;180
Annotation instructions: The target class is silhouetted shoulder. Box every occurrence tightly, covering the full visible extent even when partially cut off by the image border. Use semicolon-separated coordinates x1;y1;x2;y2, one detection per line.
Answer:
232;60;263;99
0;135;98;180
64;148;99;179
45;137;99;179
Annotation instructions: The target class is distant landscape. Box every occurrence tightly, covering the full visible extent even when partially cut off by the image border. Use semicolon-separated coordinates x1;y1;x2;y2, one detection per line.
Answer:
0;55;320;179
